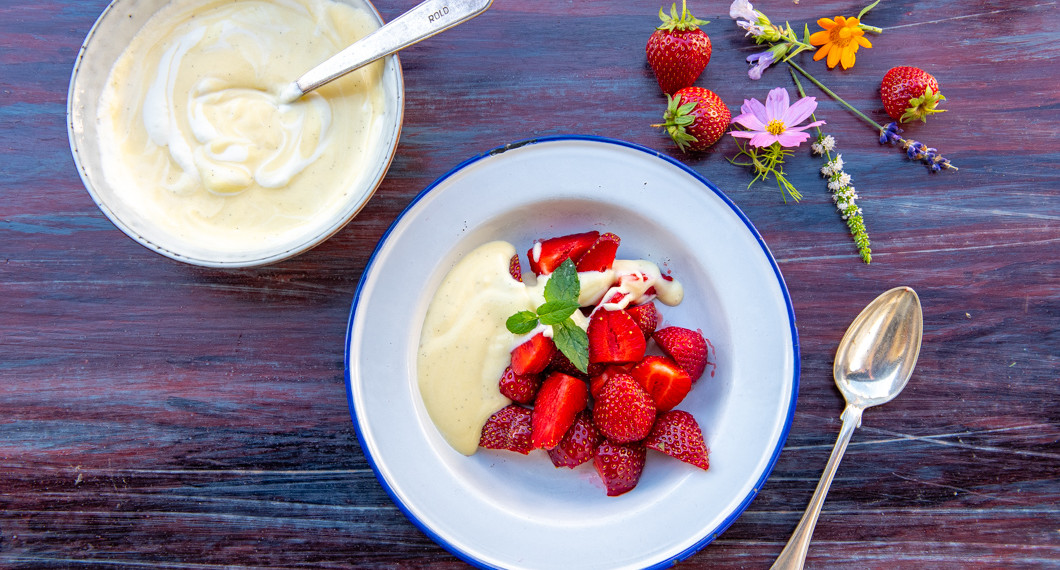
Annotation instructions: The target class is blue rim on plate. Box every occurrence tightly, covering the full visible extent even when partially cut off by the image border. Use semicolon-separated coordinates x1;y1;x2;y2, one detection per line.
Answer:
344;134;799;569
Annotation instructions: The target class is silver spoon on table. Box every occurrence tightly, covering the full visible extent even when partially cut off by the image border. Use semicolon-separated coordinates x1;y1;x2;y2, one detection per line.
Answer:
280;0;493;103
771;286;924;570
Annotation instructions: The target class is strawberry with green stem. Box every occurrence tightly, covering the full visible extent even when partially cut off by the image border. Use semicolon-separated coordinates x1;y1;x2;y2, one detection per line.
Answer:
646;0;711;94
880;66;946;123
656;86;731;152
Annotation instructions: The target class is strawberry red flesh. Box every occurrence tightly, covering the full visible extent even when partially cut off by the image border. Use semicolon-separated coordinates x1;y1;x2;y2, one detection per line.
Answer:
587;309;647;364
479;405;534;454
625;301;659;339
531;372;589;450
510;332;555;376
589;363;633;399
593;440;647;496
575;232;621;272
592;373;656;444
527;231;600;275
653;326;712;381
547;411;602;468
498;365;541;404
644;410;709;470
631;355;692;412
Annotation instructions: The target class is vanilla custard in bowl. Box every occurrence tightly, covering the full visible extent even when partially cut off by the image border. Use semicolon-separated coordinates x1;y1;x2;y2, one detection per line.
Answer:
69;0;403;266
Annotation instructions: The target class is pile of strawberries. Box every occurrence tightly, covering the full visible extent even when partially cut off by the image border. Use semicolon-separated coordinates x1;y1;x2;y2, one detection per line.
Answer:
478;231;716;496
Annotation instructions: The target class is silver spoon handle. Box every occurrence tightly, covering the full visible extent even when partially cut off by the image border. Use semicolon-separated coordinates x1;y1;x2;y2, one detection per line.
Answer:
770;404;864;570
290;0;493;97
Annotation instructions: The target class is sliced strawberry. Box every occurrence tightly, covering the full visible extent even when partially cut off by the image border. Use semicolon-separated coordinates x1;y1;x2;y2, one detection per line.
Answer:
498;365;541;404
479;405;533;454
546;348;589;379
631;355;692;412
508;254;523;282
531;372;589;449
592;373;656;444
625;301;659;339
510;332;555;376
589;363;633;400
575;232;621;272
644;410;709;470
587;309;647;364
593;440;646;496
547;411;602;468
653;326;713;381
526;231;599;275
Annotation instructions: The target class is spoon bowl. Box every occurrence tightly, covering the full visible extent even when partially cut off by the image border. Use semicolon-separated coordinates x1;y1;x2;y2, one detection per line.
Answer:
771;286;923;570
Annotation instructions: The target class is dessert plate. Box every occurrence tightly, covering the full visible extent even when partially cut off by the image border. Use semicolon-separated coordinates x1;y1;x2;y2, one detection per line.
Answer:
345;135;798;569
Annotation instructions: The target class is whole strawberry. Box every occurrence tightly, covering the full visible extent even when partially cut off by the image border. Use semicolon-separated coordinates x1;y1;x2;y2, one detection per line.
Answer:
880;66;947;123
646;0;711;94
657;87;731;153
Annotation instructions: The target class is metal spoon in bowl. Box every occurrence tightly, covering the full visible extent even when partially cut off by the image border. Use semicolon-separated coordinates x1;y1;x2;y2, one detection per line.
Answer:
280;0;493;103
771;286;924;570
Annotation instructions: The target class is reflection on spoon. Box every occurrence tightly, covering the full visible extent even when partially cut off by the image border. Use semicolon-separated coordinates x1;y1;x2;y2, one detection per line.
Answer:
770;286;924;570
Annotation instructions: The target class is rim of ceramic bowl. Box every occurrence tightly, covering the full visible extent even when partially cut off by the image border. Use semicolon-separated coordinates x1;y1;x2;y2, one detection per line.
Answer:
67;0;404;268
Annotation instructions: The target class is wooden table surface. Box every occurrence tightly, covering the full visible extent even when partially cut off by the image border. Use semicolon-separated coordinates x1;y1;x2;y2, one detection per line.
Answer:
2;0;1057;567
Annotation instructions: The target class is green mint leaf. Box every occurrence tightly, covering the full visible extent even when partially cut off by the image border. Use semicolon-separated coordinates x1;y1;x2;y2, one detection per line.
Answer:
506;311;539;335
543;258;580;304
537;300;580;326
552;319;589;374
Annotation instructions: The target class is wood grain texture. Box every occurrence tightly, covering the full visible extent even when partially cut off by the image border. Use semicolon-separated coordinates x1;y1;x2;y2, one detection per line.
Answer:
1;0;1057;567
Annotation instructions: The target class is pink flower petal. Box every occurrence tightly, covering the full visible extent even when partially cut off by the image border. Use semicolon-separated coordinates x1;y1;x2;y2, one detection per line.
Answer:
765;88;789;121
740;97;768;123
776;131;812;147
731;112;766;131
786;120;827;133
749;132;779;147
781;97;818;127
730;130;758;139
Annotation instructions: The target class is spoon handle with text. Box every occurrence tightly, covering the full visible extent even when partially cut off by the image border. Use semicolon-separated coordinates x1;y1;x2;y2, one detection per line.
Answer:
770;404;865;570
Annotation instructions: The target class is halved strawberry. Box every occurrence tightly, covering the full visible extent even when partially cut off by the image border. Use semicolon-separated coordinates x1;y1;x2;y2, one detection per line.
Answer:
593;440;647;496
547;348;589;379
510;332;555;376
527;231;600;275
631;355;692;412
531;372;589;449
592;373;656;444
626;301;659;339
653;326;712;381
644;410;709;470
587;309;647;364
498;365;541;404
589;363;633;399
479;405;533;454
575;232;621;272
547;411;602;468
508;254;523;282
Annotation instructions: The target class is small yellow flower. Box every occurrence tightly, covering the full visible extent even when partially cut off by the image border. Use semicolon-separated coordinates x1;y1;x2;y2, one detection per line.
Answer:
809;16;873;70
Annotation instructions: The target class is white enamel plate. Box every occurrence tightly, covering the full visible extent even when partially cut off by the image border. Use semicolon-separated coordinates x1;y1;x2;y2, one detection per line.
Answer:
345;136;798;569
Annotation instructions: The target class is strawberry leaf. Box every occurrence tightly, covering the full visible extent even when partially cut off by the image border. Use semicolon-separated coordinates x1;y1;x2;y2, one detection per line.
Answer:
538;300;581;326
506;311;539;335
552;319;589;374
543;259;580;304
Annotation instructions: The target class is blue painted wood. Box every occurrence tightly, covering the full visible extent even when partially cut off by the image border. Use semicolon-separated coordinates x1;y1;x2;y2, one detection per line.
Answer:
1;0;1057;567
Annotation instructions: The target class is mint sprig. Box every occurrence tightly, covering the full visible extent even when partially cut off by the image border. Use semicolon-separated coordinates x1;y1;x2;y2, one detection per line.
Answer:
505;259;589;373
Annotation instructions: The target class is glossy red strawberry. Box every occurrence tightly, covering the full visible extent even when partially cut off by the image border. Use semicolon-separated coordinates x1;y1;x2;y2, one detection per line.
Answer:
510;332;555;376
531;372;589;449
547;411;602;468
479;405;534;454
593;440;647;496
527;231;600;275
625;301;659;339
631;355;692;411
587;309;647;364
644;410;709;470
575;232;621;272
589;363;633;399
645;0;712;94
880;66;946;123
657;87;731;152
498;365;541;404
653;326;712;381
592;373;657;443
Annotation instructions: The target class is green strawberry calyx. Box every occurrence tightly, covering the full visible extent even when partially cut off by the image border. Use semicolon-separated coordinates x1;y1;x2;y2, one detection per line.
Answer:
657;0;709;32
655;93;700;153
901;85;947;123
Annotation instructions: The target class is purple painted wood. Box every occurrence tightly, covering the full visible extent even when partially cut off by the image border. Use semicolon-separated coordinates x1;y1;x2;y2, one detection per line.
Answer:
1;0;1057;567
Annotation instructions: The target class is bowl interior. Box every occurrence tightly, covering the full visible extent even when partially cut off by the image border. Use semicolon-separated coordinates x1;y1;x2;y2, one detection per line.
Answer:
67;0;404;267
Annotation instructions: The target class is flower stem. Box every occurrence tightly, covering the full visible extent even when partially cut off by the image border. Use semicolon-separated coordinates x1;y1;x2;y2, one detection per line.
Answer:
787;60;882;130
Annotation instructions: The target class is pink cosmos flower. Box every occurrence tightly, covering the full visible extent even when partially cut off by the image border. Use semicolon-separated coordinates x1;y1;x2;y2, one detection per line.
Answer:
730;87;826;148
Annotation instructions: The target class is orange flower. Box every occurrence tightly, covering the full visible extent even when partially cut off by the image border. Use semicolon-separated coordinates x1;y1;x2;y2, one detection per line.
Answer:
809;16;873;70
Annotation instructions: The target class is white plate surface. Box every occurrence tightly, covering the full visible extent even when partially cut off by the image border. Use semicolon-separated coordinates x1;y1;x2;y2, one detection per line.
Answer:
345;136;799;569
